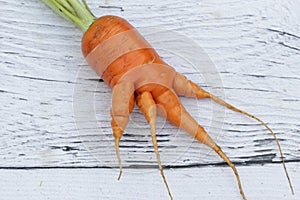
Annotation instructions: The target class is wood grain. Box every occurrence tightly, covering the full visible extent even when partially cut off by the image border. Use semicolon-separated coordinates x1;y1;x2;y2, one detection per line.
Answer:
0;0;299;171
1;163;299;200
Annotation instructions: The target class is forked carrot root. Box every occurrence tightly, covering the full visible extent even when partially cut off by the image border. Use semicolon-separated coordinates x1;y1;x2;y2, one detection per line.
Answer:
43;1;294;199
172;72;294;198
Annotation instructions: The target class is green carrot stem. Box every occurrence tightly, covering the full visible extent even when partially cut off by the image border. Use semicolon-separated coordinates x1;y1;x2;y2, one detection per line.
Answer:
43;0;97;32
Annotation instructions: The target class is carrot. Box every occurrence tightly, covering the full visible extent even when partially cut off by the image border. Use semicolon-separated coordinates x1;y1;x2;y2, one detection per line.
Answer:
43;1;294;199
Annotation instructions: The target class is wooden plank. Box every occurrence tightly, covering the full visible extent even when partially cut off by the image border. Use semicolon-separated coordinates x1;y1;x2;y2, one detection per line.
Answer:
0;163;299;200
0;0;300;168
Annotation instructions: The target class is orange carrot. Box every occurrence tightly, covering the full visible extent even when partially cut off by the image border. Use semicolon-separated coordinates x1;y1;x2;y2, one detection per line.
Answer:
44;1;294;199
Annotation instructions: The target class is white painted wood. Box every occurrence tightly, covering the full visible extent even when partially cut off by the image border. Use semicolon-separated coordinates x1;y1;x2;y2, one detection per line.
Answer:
0;2;299;198
1;163;299;200
2;0;299;168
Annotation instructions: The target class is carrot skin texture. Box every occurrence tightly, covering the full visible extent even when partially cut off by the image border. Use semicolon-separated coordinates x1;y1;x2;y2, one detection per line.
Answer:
82;16;168;88
82;15;133;57
154;89;215;148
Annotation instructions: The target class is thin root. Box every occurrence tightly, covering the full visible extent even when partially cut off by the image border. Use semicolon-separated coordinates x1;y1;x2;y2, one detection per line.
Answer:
115;137;123;181
209;93;294;195
213;145;247;200
151;127;173;200
137;91;173;200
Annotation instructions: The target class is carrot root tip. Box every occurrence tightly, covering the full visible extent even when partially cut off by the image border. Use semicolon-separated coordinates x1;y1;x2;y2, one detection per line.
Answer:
117;170;122;181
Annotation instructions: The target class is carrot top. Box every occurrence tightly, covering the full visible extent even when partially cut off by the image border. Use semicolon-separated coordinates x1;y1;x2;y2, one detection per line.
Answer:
43;0;97;32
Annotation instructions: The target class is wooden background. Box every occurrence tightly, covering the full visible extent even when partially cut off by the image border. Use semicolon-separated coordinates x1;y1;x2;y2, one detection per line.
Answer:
1;0;299;199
